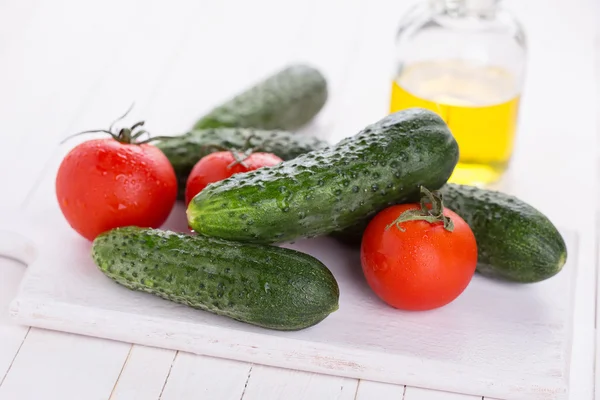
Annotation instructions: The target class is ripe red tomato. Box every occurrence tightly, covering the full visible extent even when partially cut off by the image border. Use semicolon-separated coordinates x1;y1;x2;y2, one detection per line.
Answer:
56;138;177;241
361;202;477;311
185;151;282;205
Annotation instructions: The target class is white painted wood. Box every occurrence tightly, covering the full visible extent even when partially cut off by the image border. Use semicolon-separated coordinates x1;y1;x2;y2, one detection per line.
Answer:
0;0;41;56
159;352;251;400
0;1;207;398
288;0;372;141
0;328;129;400
0;0;147;209
495;2;600;399
145;0;328;138
404;387;481;400
3;196;580;400
20;0;207;211
594;3;600;400
109;345;176;400
143;0;366;144
323;0;412;145
242;365;358;400
355;380;405;400
0;259;28;385
0;0;597;399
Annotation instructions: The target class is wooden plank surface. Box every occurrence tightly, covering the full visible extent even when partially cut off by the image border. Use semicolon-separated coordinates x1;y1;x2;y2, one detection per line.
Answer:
594;3;600;399
108;346;175;400
0;260;28;387
21;0;207;210
241;366;358;400
0;2;208;400
405;387;481;400
0;329;129;400
355;381;406;399
502;1;598;399
159;353;252;400
0;0;147;209
8;208;580;399
0;0;598;399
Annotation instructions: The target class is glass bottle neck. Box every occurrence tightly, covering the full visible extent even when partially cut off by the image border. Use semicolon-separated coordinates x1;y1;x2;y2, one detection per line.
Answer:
430;0;499;15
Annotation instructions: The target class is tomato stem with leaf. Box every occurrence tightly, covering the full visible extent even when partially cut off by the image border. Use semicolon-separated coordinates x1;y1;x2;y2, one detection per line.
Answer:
60;104;176;145
385;186;454;232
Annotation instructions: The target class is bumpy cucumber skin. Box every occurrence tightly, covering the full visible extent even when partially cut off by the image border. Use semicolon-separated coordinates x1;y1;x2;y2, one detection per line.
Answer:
332;184;568;283
193;64;328;131
155;128;329;199
439;184;568;283
91;226;340;331
188;108;459;244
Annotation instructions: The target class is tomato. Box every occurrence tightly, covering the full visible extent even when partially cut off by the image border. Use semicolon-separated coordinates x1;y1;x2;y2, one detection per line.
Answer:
185;151;282;205
56;138;177;241
360;196;477;311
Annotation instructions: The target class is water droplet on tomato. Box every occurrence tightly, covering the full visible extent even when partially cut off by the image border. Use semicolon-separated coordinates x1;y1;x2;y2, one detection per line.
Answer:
118;204;127;210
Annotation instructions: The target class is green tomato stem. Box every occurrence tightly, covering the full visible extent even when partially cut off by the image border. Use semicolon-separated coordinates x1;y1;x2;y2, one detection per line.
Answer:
385;186;454;232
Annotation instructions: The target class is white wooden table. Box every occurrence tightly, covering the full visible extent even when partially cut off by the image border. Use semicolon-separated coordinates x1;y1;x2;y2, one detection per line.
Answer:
0;0;598;399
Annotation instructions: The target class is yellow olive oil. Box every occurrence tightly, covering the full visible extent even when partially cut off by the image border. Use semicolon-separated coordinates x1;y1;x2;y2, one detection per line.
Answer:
390;60;521;186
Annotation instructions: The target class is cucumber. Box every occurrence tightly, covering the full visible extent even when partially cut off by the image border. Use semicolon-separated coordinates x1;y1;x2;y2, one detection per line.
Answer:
193;64;328;131
155;128;329;199
187;108;459;244
332;184;568;283
439;184;567;283
91;226;340;331
329;222;368;247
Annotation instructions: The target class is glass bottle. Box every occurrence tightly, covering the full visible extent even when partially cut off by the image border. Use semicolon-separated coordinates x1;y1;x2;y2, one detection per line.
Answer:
390;0;526;186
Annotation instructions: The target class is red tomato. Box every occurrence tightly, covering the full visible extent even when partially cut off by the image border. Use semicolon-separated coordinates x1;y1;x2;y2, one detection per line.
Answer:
361;203;477;311
56;138;177;241
185;151;282;205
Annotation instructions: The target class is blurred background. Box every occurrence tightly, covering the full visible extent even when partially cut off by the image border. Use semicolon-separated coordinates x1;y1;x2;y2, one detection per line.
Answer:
0;0;598;221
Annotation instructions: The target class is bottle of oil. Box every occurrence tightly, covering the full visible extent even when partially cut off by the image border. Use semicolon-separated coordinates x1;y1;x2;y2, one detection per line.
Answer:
390;0;526;186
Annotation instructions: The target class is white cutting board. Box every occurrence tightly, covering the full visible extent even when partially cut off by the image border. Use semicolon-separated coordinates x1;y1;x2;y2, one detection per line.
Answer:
1;175;578;400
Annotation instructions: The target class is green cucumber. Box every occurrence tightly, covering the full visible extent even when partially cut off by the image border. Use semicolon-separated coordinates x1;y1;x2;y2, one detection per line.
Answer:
332;184;568;283
187;108;459;244
439;184;567;283
91;226;340;331
193;64;328;131
155;128;329;199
